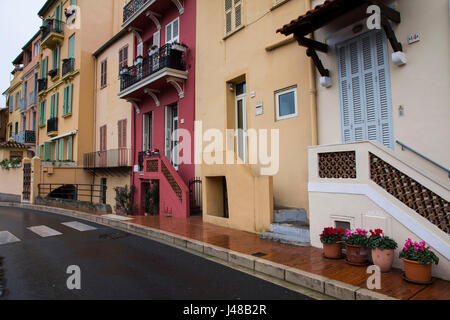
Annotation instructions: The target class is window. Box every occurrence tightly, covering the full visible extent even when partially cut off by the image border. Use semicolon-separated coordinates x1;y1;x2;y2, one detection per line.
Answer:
62;84;73;116
166;17;180;44
118;119;127;149
15;122;18;135
52;46;61;74
9;124;12;138
34;41;40;57
100;59;107;88
225;0;243;35
39;101;47;126
275;86;298;121
50;93;59;119
119;46;128;70
10;151;23;163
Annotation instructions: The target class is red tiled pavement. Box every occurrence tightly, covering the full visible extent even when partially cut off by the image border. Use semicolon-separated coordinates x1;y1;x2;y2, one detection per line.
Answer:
40;206;450;300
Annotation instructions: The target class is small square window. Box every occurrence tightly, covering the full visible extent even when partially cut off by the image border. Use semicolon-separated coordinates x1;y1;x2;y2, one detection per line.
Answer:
275;86;298;121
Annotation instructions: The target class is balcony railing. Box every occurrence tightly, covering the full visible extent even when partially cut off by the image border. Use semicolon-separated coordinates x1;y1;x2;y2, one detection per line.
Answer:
84;149;132;169
123;0;151;24
38;78;48;93
41;19;64;40
13;131;36;144
62;58;75;77
47;117;58;134
120;43;186;91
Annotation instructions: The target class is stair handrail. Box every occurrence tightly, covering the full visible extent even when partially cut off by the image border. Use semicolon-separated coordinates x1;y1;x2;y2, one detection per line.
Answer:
396;140;450;178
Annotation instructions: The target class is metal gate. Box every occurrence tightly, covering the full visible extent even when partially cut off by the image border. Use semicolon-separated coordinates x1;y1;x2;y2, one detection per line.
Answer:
22;163;31;202
189;178;202;216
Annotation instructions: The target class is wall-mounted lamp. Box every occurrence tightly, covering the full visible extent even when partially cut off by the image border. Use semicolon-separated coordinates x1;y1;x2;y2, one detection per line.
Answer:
392;51;407;66
228;83;234;92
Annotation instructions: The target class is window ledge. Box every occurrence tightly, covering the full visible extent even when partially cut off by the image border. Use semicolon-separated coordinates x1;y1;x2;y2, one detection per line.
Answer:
62;113;72;118
223;25;246;41
271;0;291;11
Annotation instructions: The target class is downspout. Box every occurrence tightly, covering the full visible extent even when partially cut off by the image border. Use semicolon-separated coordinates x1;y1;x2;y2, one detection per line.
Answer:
307;0;319;146
92;54;98;186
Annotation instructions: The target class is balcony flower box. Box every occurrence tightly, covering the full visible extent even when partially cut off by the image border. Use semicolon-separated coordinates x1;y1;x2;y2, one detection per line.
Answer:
119;66;130;76
64;7;75;18
171;43;187;53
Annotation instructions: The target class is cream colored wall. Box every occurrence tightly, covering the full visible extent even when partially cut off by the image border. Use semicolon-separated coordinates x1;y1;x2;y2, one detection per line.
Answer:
95;33;133;153
94;174;130;213
196;0;314;215
0;148;25;197
312;0;450;186
308;141;450;280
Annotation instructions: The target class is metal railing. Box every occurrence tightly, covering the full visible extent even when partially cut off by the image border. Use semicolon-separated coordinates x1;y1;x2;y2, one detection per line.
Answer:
13;131;36;144
62;58;75;77
84;148;132;169
396;140;450;178
41;19;64;40
38;184;105;204
120;43;186;91
38;78;48;93
47;117;58;133
123;0;151;23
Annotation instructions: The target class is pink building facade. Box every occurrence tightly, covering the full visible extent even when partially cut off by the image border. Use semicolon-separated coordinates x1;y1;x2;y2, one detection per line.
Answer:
119;0;196;217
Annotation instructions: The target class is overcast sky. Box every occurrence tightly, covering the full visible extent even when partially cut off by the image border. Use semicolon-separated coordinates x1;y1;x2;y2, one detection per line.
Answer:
0;0;46;107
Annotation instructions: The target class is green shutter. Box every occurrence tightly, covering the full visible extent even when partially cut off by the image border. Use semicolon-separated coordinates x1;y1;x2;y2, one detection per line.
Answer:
68;136;73;161
50;95;55;118
62;87;68;115
41;57;48;78
44;142;52;161
68;84;73;114
54;140;59;161
37;146;41;158
59;139;65;161
69;35;75;58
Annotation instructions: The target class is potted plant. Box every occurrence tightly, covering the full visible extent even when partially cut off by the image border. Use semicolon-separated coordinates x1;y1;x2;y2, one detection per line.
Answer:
48;69;58;78
368;229;398;272
399;239;439;284
320;227;345;259
343;229;370;266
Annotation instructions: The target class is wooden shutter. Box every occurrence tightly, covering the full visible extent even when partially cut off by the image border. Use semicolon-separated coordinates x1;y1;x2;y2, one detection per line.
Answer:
54;140;59;161
122;119;127;148
100;125;107;151
234;0;242;29
68;84;73;114
67;136;73;161
59;139;65;161
225;0;232;34
118;120;123;149
44;142;52;161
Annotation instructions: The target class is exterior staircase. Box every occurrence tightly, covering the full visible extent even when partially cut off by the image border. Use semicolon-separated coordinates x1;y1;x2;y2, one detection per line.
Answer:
260;207;311;246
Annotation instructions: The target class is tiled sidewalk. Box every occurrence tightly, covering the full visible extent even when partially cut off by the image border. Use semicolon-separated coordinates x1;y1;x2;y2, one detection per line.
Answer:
2;203;449;300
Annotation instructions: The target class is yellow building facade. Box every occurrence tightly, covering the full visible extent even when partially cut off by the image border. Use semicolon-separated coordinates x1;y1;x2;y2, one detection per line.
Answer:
196;0;316;233
35;0;129;195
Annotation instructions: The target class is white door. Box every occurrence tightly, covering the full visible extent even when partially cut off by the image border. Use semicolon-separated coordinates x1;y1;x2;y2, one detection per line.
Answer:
337;31;394;149
235;91;247;163
143;112;153;152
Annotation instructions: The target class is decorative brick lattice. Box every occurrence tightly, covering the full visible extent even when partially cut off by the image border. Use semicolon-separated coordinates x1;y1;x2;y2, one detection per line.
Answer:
146;160;159;173
161;161;182;202
370;153;450;234
318;152;357;179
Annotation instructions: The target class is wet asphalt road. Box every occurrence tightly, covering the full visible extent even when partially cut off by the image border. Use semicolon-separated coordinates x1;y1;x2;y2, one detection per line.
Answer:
0;206;313;300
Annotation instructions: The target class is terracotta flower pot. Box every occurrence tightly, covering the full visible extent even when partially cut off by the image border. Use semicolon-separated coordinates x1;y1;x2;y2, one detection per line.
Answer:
372;249;394;272
402;258;432;284
323;242;343;259
345;244;370;266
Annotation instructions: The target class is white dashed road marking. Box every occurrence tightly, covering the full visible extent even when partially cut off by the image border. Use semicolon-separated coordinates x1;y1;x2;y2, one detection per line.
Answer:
0;231;21;245
27;226;62;238
62;221;97;232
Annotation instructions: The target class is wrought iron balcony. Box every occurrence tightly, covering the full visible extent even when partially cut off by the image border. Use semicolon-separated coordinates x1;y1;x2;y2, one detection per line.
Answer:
13;131;36;144
47;117;58;134
38;78;48;93
123;0;151;24
40;19;64;49
120;43;186;92
84;149;132;169
62;58;75;77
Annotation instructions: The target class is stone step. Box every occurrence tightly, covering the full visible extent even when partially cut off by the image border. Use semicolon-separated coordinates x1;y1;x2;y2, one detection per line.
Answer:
270;222;309;238
260;232;311;247
274;208;307;223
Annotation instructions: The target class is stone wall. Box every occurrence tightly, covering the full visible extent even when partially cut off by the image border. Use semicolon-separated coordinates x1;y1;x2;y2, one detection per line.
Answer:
35;197;112;213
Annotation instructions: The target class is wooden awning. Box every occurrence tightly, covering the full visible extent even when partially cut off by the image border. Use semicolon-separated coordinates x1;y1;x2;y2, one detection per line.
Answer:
277;0;403;80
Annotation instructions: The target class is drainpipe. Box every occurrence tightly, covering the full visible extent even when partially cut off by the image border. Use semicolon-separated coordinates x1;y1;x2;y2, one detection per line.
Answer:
307;0;319;146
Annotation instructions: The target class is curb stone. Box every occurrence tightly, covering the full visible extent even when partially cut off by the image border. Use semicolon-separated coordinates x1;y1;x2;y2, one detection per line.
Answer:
0;202;399;300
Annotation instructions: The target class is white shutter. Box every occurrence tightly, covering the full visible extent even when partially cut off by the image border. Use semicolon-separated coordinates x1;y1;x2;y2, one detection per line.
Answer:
166;23;172;44
165;107;172;157
374;31;394;149
173;18;179;43
337;31;393;149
